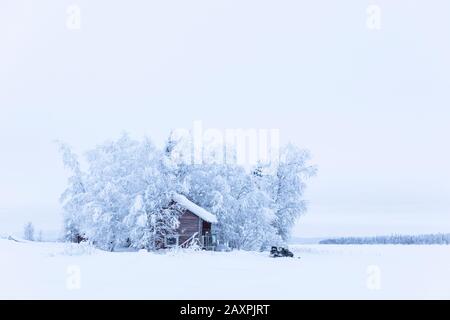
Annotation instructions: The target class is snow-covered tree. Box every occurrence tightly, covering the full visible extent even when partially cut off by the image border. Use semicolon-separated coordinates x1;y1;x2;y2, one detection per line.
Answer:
81;134;157;250
37;230;43;242
271;144;317;242
123;158;181;250
23;222;35;241
57;141;87;243
123;194;147;248
59;134;183;251
250;145;317;243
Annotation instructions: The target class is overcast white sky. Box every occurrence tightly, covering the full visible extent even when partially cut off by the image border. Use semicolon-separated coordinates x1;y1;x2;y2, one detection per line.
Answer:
1;0;449;238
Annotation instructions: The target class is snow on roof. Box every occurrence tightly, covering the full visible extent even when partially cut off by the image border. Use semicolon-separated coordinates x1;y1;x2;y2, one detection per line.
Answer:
172;193;218;224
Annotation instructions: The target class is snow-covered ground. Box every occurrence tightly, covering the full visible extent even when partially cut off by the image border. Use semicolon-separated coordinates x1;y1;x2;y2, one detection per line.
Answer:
1;239;449;299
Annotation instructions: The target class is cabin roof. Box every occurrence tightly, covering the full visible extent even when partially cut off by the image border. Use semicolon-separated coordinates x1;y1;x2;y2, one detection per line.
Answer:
173;193;218;224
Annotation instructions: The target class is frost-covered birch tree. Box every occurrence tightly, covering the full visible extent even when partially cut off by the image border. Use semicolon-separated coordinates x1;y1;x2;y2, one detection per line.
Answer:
57;141;87;243
271;144;317;242
23;222;35;241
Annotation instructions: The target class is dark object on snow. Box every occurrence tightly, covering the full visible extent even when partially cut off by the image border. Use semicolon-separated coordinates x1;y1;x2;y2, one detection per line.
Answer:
7;236;21;242
270;246;294;258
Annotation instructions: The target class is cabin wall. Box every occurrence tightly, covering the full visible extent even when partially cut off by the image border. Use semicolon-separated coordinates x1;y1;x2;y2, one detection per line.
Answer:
178;211;201;245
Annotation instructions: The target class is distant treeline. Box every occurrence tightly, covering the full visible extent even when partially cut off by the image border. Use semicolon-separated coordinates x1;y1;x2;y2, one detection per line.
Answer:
319;233;450;245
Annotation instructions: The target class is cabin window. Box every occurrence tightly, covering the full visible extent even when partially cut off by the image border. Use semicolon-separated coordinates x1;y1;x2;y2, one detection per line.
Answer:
164;235;179;248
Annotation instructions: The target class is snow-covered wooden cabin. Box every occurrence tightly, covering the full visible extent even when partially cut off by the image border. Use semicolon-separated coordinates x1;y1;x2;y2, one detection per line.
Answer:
165;194;218;250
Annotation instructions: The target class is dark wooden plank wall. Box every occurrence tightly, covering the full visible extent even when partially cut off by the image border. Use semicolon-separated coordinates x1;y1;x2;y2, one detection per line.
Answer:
178;211;201;244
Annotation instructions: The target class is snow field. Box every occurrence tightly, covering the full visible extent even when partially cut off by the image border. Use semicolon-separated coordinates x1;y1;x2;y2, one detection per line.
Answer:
1;240;449;299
